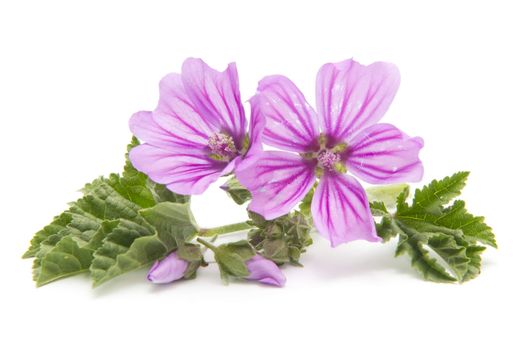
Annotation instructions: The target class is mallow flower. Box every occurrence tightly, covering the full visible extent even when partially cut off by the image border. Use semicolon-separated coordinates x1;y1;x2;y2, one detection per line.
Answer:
245;254;286;287
129;58;263;195
237;59;424;246
147;251;189;284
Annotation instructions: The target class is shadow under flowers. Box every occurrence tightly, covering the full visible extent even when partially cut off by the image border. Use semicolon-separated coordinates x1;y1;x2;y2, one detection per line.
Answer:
87;234;423;297
299;234;421;281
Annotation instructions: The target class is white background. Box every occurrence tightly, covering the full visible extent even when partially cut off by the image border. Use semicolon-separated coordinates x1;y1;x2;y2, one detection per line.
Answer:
1;1;523;349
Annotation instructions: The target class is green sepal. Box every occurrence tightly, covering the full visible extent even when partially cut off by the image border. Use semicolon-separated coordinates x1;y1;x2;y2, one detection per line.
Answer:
177;243;204;263
262;239;289;264
247;211;268;228
177;243;205;280
183;260;203;280
299;185;316;219
216;252;248;282
212;240;256;283
220;177;252;205
217;240;256;260
248;210;312;265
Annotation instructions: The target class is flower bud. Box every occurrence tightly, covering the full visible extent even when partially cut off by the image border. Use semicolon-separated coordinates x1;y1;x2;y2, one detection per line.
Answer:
245;254;286;287
147;251;189;284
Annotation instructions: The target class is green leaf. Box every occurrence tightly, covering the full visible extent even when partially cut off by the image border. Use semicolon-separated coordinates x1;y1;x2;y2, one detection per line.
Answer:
35;236;95;286
403;171;469;215
370;201;388;216
24;137;195;287
462;245;486;282
34;220;118;286
396;200;496;248
395;185;410;213
139;202;198;243
77;179;148;224
149;182;189;204
375;216;397;242
375;171;496;283
395;227;457;282
366;184;409;209
91;202;198;287
106;137;156;208
23;213;72;259
30;178;151;284
426;232;470;280
220;177;252;205
435;200;497;248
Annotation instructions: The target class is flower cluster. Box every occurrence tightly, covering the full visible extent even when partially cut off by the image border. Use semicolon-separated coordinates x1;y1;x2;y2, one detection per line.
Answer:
23;57;496;288
130;57;424;287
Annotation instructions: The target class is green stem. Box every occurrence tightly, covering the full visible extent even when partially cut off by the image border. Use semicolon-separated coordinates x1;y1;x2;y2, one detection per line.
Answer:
196;237;218;252
390;218;408;237
198;221;252;237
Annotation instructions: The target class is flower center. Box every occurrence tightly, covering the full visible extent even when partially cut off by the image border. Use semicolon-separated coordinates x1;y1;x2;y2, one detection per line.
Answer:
317;150;341;171
301;134;348;177
208;133;238;161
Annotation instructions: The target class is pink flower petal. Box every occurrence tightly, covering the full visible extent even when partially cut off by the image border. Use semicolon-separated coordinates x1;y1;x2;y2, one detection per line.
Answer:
236;151;316;220
129;111;181;151
312;173;380;247
235;101;265;172
181;58;246;146
346;123;424;184
129;144;231;195
245;254;286;287
147;252;189;284
154;72;217;148
252;75;319;152
316;59;400;145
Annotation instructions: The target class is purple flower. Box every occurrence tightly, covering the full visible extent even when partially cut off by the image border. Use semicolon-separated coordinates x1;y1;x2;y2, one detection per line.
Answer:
237;59;424;247
129;58;264;195
245;254;286;287
147;251;189;284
